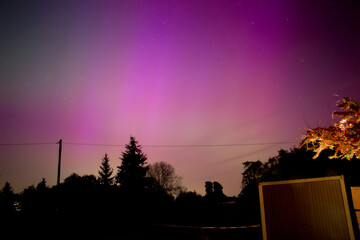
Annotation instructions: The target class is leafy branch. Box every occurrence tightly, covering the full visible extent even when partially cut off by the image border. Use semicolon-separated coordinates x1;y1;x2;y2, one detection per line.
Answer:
300;97;360;160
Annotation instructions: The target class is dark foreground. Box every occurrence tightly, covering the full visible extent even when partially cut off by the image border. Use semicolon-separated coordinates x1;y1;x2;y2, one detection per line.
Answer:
2;219;261;240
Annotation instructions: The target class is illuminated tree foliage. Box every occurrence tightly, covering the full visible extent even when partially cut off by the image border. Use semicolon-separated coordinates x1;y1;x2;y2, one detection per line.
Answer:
301;97;360;159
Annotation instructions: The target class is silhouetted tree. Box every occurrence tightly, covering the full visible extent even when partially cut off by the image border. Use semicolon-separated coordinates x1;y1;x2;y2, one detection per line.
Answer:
36;178;48;191
0;182;18;237
240;149;319;199
205;181;213;197
147;161;184;196
64;173;98;189
98;153;114;186
0;182;16;216
241;160;265;190
176;190;202;204
213;181;226;201
1;182;14;196
205;181;227;203
20;185;35;212
116;136;148;192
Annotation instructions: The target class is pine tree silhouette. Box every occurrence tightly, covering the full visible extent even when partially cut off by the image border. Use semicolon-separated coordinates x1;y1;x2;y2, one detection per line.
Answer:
98;153;114;186
116;136;148;192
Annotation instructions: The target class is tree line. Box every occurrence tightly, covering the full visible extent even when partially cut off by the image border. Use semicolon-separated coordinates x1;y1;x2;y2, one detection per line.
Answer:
0;136;236;239
3;137;360;239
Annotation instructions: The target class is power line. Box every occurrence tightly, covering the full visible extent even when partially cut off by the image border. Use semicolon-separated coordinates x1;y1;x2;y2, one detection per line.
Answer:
0;142;56;146
143;142;298;147
0;141;299;148
64;141;298;148
65;142;125;147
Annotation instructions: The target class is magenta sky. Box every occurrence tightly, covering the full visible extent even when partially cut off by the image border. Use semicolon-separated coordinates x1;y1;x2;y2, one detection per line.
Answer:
1;0;360;195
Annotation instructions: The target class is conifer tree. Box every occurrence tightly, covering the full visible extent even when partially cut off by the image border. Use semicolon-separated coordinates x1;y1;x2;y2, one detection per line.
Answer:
98;153;114;186
1;182;14;195
116;136;148;192
0;182;16;215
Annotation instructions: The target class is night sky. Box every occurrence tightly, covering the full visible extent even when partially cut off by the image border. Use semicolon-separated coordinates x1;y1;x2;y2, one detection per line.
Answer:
1;0;360;196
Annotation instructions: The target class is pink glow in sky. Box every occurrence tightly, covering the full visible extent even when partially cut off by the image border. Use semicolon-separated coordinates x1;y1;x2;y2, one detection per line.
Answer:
1;0;360;195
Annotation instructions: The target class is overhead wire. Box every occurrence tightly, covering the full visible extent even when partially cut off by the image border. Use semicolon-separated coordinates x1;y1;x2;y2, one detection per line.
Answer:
136;142;298;148
65;142;125;147
0;141;298;147
0;142;56;146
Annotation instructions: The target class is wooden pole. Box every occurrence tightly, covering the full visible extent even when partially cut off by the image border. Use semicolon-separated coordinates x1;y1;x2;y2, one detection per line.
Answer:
57;139;62;185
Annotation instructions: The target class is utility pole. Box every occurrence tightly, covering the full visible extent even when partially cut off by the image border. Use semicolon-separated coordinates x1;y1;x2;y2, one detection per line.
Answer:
57;139;62;185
